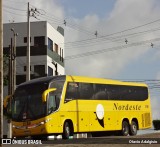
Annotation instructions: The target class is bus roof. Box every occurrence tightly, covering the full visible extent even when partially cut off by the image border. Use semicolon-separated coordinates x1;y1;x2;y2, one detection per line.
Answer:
18;75;66;87
17;75;147;88
66;75;148;87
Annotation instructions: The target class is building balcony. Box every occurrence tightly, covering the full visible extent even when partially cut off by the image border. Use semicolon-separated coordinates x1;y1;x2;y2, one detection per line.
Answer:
47;49;64;67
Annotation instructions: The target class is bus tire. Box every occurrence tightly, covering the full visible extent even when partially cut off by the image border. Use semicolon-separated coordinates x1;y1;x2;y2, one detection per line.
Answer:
121;121;129;136
129;121;138;136
62;121;71;139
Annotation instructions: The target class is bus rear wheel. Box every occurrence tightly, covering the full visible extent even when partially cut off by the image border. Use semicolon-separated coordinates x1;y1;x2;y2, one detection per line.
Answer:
129;121;138;136
62;121;71;139
121;121;129;136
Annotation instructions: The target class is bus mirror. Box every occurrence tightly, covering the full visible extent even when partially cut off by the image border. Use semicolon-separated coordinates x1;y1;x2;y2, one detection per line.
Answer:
4;95;12;108
42;88;57;102
3;95;12;117
64;98;73;103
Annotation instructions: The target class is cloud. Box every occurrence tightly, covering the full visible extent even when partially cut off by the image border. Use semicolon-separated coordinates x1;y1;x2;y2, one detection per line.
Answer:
4;0;160;78
65;0;160;78
4;0;65;24
4;1;160;74
64;0;160;120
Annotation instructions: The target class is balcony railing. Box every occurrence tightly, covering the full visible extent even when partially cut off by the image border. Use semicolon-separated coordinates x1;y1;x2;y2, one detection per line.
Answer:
47;49;64;67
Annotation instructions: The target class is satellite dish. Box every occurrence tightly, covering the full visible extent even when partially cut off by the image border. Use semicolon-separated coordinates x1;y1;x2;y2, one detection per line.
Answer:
96;104;104;120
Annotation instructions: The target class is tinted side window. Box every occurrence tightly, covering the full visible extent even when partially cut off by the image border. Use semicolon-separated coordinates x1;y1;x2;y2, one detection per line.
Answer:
78;83;94;99
132;86;148;101
107;85;120;100
65;82;94;100
93;84;108;100
65;83;78;100
65;82;148;101
106;85;148;101
50;81;65;93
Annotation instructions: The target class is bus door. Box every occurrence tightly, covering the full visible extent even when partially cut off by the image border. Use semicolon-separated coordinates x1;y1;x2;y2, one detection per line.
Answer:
65;82;90;133
47;90;61;133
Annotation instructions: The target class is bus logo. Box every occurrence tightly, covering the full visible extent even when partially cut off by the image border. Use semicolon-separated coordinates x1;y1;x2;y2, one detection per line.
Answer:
96;104;104;120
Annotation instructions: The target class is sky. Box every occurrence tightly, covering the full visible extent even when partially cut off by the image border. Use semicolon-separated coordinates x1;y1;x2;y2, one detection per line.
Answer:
3;0;160;119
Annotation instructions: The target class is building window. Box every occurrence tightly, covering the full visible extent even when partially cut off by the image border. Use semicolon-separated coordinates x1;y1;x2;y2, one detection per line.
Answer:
62;49;64;62
34;36;45;47
24;37;31;43
34;65;45;77
48;66;53;76
48;38;53;51
24;66;31;71
59;48;64;62
54;43;58;54
60;48;61;61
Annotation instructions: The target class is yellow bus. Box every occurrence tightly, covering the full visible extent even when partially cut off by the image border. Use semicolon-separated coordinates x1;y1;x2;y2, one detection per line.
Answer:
4;75;152;139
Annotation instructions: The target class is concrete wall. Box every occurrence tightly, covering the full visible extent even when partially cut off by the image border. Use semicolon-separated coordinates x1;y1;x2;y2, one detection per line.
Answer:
3;21;47;47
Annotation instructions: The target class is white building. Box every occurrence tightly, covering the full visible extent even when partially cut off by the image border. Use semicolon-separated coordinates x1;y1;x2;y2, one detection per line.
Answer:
3;21;65;85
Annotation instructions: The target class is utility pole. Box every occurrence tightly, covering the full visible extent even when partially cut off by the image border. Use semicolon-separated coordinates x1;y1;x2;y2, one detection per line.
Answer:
26;2;39;81
8;29;17;139
11;28;18;91
8;39;13;95
26;2;30;81
7;40;13;139
0;0;3;139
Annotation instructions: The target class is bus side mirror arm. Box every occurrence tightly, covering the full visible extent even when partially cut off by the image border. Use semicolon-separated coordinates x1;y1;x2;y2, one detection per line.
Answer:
4;95;12;108
3;95;13;118
64;98;73;103
42;88;57;102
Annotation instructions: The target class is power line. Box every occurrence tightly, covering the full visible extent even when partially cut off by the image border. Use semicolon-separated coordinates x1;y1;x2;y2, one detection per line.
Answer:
63;18;160;46
64;27;160;49
4;2;160;40
39;14;96;36
3;5;26;12
5;0;27;4
119;79;160;82
38;14;63;25
4;8;26;16
65;37;160;60
29;4;99;36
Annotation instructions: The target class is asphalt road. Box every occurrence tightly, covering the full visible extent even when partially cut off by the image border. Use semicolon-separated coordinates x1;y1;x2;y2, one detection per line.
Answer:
2;132;160;147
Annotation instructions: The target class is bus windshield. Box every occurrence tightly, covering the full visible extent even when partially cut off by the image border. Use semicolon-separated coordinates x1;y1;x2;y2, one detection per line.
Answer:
11;80;65;121
12;83;48;121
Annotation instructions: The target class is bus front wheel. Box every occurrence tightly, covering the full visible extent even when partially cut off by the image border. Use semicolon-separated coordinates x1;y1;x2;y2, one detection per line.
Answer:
62;121;71;139
129;121;138;136
121;121;129;136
